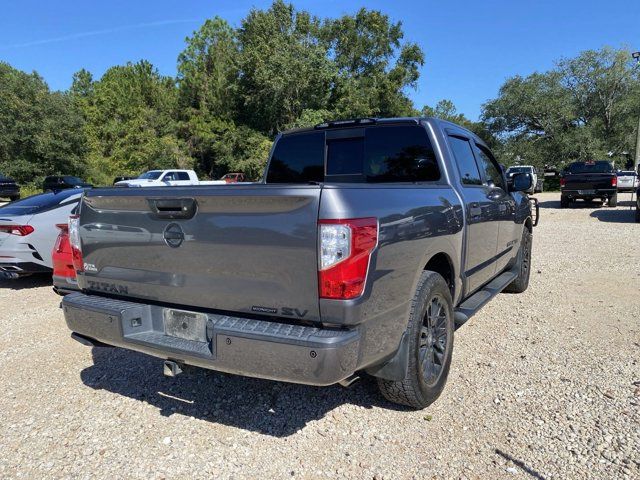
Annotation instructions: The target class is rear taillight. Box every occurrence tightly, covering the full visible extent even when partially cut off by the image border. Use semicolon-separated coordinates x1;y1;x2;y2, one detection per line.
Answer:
0;225;34;236
611;176;617;187
318;218;378;300
54;224;69;253
68;215;84;272
560;178;566;188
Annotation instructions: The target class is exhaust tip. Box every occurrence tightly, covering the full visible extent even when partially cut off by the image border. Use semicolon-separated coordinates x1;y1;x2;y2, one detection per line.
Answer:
338;374;360;388
0;271;20;280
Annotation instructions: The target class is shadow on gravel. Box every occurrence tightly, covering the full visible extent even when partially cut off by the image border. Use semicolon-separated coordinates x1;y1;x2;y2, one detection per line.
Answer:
495;449;546;479
0;273;51;290
590;209;637;223
81;347;408;437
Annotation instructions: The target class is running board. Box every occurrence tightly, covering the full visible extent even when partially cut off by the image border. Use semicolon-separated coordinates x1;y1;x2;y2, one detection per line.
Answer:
454;270;517;327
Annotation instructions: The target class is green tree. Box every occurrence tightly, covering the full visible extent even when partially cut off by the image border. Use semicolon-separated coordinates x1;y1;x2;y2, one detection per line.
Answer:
81;61;190;182
177;17;239;119
0;62;87;184
321;8;424;118
482;47;640;169
238;0;334;134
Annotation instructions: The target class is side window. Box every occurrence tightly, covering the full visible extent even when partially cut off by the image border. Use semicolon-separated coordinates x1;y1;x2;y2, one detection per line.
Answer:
266;132;325;183
448;136;482;186
364;126;440;182
164;172;178;181
176;172;190;181
475;145;506;190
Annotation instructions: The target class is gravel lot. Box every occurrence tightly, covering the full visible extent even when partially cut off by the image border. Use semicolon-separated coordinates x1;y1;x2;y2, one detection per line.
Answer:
0;192;638;479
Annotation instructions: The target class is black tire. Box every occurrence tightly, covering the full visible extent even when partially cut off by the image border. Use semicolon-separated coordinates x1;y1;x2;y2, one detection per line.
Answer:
9;195;19;201
504;226;532;294
635;208;640;223
377;271;454;409
608;194;617;207
560;195;569;208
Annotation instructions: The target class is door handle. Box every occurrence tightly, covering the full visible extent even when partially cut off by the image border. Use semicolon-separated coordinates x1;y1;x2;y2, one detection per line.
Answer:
147;198;198;219
469;203;482;217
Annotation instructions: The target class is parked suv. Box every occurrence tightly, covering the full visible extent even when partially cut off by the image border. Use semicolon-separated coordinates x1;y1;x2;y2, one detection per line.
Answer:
0;174;20;201
43;176;92;193
63;117;535;409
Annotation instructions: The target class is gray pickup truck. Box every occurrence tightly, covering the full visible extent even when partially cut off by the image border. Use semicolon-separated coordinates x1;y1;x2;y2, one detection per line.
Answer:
63;117;534;409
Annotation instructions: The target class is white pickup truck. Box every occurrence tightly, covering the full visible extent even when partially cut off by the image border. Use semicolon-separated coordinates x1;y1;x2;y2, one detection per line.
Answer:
115;170;226;188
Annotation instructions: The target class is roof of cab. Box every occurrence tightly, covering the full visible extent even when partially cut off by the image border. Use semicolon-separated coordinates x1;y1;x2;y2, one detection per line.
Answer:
279;116;487;148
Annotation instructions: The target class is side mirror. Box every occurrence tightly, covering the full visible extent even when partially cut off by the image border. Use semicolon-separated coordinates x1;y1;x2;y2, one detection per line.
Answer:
509;173;533;193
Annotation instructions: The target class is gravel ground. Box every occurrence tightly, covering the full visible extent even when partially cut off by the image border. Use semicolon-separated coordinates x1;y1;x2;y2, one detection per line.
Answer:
0;192;638;479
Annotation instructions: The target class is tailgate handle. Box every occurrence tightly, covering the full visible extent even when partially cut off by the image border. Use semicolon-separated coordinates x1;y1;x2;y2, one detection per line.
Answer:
148;198;197;219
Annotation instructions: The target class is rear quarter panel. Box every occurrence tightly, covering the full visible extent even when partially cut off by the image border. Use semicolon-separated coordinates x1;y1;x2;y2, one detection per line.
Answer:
318;184;463;368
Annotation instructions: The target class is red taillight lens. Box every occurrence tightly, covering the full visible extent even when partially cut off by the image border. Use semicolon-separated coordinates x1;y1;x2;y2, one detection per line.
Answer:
318;218;378;300
68;215;84;272
0;225;34;236
611;176;617;187
54;224;69;253
560;178;566;188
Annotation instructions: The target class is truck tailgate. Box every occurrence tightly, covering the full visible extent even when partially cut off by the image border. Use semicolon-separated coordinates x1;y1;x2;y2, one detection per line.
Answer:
78;185;322;321
563;173;614;190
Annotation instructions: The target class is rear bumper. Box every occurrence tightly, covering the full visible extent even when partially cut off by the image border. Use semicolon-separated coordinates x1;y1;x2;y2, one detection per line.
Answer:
52;274;79;295
561;189;616;199
0;261;50;276
62;293;360;386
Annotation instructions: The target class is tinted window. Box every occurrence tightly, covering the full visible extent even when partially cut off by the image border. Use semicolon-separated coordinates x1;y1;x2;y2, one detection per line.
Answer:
327;138;363;176
567;161;613;174
475;145;506;190
176;172;190;181
449;136;482;185
363;126;439;182
266;132;324;183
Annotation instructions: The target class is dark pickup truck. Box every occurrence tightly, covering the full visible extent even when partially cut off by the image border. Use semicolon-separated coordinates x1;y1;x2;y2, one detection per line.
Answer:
0;174;20;201
62;117;535;409
560;161;618;207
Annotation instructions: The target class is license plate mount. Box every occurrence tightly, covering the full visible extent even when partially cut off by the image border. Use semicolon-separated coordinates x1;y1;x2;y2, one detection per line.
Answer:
163;308;208;343
578;189;595;195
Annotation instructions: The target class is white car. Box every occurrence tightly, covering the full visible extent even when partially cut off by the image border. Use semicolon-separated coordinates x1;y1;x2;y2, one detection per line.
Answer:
0;190;83;278
505;165;540;193
115;169;226;187
616;170;638;192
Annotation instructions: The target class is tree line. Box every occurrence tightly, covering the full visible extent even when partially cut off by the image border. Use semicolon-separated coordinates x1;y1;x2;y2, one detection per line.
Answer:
1;0;639;189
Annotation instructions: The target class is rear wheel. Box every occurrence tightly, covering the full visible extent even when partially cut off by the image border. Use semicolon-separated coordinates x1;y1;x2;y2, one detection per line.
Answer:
560;195;569;208
635;207;640;223
504;226;532;294
608;194;617;207
377;271;454;409
9;195;19;201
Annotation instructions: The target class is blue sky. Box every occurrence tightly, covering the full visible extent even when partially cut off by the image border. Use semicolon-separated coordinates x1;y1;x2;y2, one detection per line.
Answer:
1;0;638;120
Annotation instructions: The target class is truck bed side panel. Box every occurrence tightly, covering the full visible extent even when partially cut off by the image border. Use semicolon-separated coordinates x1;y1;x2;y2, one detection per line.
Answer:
318;184;464;368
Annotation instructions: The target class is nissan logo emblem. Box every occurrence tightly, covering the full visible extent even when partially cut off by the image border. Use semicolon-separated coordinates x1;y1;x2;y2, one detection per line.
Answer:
163;223;185;248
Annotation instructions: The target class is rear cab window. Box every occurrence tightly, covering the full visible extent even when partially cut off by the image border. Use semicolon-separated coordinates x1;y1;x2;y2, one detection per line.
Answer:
567;161;613;174
266;124;440;184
